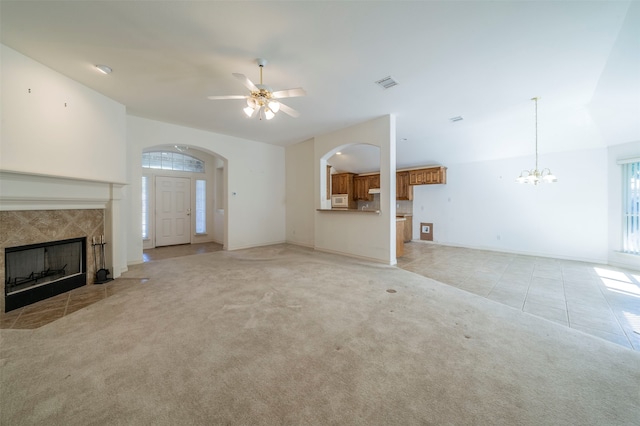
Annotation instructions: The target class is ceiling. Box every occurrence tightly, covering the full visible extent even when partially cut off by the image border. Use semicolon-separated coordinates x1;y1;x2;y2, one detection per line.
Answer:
2;1;639;173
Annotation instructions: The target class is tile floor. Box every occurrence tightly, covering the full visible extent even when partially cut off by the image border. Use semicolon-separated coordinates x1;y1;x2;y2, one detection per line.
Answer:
3;240;639;352
0;242;223;329
398;242;640;351
0;278;144;329
142;242;223;262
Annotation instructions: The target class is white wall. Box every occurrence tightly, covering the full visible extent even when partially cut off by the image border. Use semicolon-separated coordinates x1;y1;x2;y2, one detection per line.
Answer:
1;45;127;184
126;116;286;265
1;44;128;277
285;138;315;247
412;148;609;263
607;140;640;270
313;115;396;264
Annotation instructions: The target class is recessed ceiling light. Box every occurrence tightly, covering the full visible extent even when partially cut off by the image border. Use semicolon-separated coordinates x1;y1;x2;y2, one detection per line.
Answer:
95;64;112;75
336;152;342;155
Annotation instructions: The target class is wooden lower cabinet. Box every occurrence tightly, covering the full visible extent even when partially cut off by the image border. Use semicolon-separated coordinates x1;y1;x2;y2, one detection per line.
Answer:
396;219;405;258
403;216;412;242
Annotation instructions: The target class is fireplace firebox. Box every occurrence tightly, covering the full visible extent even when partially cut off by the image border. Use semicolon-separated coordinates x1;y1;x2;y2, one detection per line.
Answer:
4;237;87;312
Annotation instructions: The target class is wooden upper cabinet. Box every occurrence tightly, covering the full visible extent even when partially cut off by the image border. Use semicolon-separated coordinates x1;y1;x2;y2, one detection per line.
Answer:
408;166;447;185
353;176;370;201
396;171;413;200
331;173;355;195
368;174;380;189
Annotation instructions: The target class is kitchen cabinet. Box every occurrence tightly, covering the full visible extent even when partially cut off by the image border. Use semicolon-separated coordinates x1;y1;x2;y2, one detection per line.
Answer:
396;218;405;258
409;166;447;185
368;174;380;189
353;176;370;201
403;215;413;242
331;173;355;195
396;214;412;242
353;174;379;201
396;171;413;200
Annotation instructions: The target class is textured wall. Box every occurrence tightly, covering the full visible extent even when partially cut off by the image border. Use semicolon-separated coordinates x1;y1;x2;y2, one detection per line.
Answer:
0;209;104;311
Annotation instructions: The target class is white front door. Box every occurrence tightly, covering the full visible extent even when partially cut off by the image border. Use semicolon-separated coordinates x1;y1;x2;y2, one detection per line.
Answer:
155;176;191;247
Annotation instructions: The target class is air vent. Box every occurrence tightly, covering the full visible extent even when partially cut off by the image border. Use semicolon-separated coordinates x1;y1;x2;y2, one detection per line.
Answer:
375;76;399;89
449;116;464;122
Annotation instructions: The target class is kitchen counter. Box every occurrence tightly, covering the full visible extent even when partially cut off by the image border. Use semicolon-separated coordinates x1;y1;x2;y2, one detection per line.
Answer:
316;209;381;214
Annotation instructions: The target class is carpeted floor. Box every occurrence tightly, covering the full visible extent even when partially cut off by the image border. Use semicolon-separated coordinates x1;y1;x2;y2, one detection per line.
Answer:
1;244;639;425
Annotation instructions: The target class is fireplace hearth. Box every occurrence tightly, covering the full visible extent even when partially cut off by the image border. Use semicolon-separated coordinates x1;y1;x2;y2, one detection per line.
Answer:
4;237;87;312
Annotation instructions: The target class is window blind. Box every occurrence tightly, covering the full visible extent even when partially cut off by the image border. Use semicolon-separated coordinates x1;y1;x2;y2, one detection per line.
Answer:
622;161;640;255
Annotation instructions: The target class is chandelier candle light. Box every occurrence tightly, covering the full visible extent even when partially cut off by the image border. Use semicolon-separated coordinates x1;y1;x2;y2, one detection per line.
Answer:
516;97;557;185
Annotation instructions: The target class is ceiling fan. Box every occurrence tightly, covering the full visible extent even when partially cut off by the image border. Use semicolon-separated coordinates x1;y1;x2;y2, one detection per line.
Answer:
208;58;306;120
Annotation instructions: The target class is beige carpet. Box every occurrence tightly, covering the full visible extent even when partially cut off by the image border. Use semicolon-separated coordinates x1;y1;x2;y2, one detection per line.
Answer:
1;244;639;425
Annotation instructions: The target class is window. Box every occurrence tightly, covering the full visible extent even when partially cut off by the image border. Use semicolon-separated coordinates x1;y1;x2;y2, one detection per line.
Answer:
142;151;204;173
195;180;206;234
141;176;150;239
622;160;640;255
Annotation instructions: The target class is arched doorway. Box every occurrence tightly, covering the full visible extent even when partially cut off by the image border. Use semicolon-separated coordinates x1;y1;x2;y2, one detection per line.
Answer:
140;145;227;251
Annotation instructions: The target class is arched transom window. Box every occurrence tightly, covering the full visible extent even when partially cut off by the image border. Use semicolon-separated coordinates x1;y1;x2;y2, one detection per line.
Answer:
142;151;204;173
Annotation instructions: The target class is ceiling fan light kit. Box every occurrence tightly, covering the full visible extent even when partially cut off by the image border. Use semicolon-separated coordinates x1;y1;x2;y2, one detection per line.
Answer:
516;97;557;185
208;58;306;121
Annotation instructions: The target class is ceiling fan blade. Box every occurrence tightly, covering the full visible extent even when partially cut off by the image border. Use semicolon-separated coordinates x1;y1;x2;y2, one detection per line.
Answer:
278;102;300;118
272;88;307;99
232;73;259;92
207;95;248;100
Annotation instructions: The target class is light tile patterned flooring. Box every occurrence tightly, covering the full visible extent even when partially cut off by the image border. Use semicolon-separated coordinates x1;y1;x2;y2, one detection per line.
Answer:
0;278;144;329
0;242;223;329
3;241;639;351
398;242;640;351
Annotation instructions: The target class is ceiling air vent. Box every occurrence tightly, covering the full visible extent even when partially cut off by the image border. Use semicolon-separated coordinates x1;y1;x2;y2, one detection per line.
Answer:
449;116;464;123
375;76;399;89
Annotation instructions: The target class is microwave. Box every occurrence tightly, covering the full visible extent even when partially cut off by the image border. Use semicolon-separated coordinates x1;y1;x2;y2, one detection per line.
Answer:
331;194;350;209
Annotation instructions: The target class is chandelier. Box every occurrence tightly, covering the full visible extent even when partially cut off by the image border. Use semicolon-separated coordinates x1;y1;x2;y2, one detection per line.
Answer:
516;97;557;185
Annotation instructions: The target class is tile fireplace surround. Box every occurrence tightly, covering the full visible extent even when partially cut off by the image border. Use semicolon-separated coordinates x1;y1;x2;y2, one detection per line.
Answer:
0;209;105;312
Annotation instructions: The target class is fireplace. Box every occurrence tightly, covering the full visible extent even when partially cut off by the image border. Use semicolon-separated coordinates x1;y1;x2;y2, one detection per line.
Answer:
4;237;87;312
0;171;126;313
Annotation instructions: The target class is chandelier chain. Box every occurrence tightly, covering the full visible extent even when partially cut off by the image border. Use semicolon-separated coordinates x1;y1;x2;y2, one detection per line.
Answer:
515;96;557;185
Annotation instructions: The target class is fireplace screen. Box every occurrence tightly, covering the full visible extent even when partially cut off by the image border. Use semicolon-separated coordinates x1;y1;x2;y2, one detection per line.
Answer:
5;238;84;296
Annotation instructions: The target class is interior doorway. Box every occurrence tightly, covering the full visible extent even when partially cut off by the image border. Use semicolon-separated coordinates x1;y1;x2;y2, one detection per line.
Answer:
140;146;227;253
155;176;191;247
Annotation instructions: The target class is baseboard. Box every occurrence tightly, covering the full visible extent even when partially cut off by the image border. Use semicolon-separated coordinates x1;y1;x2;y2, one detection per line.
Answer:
285;240;314;249
411;240;608;266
